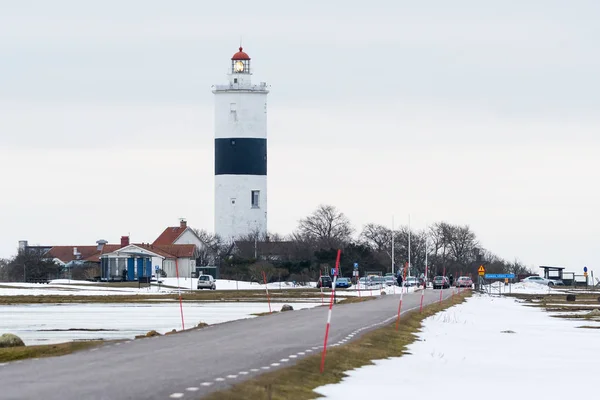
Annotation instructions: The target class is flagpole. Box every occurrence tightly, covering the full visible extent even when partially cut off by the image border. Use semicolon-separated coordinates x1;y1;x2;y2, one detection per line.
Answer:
391;216;395;276
408;214;411;278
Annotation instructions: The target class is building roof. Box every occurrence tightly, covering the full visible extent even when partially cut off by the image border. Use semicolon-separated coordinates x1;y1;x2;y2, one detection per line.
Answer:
153;226;187;246
46;244;122;264
231;47;250;60
234;240;296;258
47;243;197;264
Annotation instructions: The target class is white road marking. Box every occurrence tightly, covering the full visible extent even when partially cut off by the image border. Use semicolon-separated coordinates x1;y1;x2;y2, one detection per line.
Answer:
261;366;270;370
289;355;297;358
305;349;313;353
226;375;237;379
239;371;249;375
169;393;184;399
200;382;213;387
280;359;289;362
0;363;7;367
186;387;199;392
115;343;121;346
250;368;260;372
297;352;305;355
271;363;280;367
215;377;225;382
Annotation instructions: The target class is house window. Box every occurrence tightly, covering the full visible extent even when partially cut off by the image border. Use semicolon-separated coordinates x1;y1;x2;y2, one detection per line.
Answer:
233;78;238;83
251;190;260;208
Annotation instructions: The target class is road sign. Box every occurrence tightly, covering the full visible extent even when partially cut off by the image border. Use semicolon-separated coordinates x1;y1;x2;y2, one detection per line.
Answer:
584;266;588;273
485;273;515;279
352;270;359;277
478;265;485;276
155;265;160;271
331;268;338;276
353;262;359;269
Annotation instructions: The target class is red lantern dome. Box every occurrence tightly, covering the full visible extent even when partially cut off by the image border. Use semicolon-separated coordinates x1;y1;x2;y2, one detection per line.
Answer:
231;47;251;61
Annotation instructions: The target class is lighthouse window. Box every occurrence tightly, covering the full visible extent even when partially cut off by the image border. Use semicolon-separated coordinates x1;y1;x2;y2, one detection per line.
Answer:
251;190;260;208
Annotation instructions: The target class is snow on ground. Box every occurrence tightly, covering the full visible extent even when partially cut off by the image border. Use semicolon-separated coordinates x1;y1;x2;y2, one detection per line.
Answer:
0;301;321;345
315;293;600;399
0;279;418;297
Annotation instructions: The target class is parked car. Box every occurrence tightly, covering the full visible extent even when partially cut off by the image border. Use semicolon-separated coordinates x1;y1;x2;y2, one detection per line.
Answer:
455;276;473;288
404;277;419;287
522;276;564;287
385;276;397;286
335;277;352;288
432;276;450;289
197;274;216;290
317;276;333;288
369;276;386;287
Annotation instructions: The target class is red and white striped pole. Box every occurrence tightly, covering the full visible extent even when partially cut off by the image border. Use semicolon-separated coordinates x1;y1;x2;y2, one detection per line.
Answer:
395;263;406;330
420;258;427;313
262;271;272;314
439;266;446;304
319;271;324;305
320;249;341;373
175;259;185;330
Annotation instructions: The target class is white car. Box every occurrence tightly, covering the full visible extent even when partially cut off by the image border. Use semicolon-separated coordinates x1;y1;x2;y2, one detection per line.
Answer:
522;276;564;287
197;274;216;290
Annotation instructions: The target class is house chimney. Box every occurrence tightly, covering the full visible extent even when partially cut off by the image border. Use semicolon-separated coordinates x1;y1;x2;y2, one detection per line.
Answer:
180;218;187;229
121;236;130;247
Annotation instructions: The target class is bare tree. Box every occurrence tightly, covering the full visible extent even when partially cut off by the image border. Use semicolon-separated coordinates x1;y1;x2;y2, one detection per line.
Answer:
359;223;392;253
296;204;354;248
192;229;231;266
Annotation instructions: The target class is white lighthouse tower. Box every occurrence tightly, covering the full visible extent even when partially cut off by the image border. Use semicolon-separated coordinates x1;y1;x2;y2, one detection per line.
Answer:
213;47;269;242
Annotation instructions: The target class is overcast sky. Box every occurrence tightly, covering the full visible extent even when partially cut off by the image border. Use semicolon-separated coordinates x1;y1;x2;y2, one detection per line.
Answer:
1;0;599;275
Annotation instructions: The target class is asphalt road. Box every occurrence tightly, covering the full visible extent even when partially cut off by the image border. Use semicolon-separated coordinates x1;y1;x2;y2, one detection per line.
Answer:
0;288;455;400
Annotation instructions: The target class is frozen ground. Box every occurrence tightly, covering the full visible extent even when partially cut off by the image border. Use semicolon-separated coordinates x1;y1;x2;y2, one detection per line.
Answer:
315;293;600;399
0;301;320;345
0;278;416;297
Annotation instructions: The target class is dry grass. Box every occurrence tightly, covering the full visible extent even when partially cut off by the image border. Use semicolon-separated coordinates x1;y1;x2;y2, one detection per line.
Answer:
0;288;338;305
0;341;108;363
201;292;471;400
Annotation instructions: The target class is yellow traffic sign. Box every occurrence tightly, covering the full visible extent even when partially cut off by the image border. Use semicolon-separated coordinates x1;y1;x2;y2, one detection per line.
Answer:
478;265;485;276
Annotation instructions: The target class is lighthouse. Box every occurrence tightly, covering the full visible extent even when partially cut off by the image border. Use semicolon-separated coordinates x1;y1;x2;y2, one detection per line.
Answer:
213;47;269;242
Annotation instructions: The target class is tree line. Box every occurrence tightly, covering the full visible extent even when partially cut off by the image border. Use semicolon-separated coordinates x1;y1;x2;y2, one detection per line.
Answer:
0;204;533;283
194;204;533;283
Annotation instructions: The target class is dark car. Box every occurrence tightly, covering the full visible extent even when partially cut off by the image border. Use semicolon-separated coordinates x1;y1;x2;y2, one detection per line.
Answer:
335;277;351;288
317;276;333;288
432;276;450;289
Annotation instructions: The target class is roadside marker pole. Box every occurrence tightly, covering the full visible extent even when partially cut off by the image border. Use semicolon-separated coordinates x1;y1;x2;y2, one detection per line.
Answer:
175;259;185;330
320;249;341;374
357;271;361;298
262;271;272;314
439;267;445;305
395;264;406;330
420;249;427;313
319;271;324;305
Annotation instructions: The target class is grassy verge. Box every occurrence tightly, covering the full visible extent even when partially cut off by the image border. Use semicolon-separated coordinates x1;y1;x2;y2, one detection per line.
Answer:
202;292;471;400
0;341;107;363
0;289;345;305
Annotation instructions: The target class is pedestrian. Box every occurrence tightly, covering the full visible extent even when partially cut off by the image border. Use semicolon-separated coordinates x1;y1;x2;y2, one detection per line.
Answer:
449;274;454;286
396;273;403;287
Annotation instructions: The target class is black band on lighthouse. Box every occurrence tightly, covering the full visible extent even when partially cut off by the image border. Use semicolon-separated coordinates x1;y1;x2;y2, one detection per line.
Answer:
215;138;267;175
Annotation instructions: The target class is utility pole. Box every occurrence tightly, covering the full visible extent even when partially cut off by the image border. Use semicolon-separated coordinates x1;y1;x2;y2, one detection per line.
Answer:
391;216;395;276
408;214;411;277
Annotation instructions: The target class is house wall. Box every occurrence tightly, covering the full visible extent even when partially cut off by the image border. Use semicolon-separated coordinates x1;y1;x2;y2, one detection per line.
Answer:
174;229;205;251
